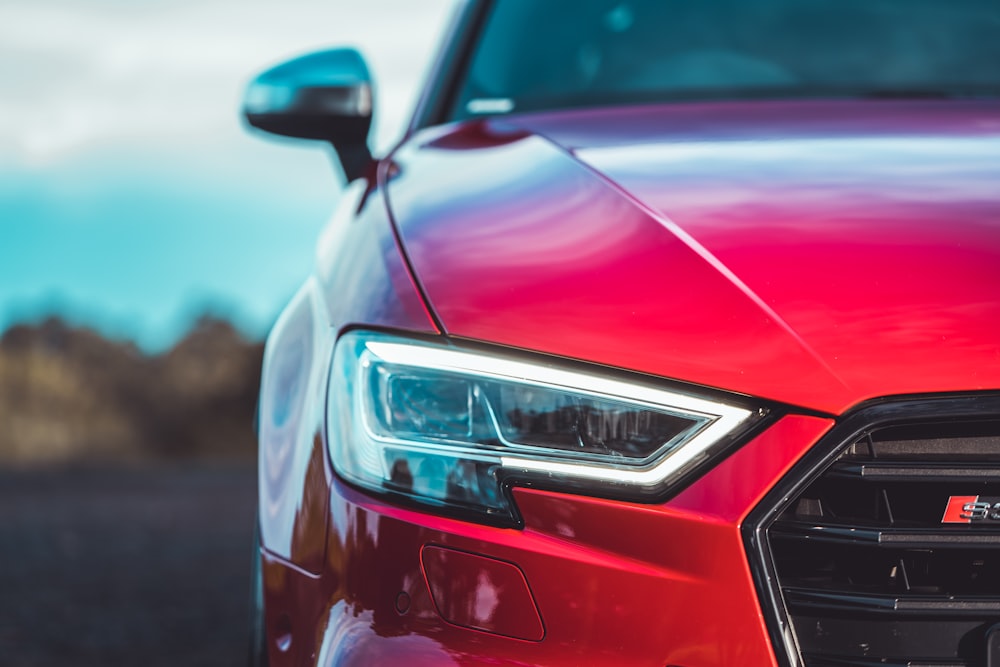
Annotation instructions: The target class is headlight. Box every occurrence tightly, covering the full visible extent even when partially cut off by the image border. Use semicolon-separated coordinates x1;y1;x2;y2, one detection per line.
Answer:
328;331;766;524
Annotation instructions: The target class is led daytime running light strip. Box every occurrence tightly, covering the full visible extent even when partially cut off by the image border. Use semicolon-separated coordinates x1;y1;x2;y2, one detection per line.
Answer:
365;340;754;487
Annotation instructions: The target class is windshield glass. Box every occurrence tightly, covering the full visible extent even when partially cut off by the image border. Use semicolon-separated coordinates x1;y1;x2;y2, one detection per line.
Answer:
450;0;1000;120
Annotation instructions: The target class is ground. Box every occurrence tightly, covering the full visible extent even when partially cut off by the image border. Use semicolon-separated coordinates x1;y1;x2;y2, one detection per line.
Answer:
0;463;257;667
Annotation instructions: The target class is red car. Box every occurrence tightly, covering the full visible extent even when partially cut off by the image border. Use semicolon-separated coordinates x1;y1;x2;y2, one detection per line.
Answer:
242;1;1000;665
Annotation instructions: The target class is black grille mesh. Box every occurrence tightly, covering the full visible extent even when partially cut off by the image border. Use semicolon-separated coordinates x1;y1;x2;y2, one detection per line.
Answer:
766;418;1000;666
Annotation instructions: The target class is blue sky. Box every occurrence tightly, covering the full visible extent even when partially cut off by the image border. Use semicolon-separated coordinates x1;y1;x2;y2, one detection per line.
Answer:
0;0;454;351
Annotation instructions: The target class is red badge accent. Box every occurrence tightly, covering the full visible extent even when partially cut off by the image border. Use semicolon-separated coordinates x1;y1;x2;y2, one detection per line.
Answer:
942;495;979;524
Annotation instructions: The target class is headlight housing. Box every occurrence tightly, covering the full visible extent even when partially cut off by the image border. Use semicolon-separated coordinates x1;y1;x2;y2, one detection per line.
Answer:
328;330;767;524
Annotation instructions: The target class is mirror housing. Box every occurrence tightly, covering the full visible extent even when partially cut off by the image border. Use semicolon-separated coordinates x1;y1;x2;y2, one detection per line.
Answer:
243;48;374;181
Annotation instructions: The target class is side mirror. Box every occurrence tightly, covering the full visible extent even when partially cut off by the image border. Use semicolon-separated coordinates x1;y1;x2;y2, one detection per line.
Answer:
243;48;374;181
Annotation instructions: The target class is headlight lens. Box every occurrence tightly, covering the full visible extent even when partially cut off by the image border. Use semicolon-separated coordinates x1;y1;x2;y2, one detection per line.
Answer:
328;331;764;523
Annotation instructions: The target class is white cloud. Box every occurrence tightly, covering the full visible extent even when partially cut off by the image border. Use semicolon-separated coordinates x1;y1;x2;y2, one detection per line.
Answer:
0;0;457;166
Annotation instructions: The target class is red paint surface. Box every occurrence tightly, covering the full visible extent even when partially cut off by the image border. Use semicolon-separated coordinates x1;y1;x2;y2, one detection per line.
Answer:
316;183;438;335
387;100;1000;413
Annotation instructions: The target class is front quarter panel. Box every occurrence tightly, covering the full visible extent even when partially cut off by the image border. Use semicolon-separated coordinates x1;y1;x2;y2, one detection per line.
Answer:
258;178;436;573
259;274;334;573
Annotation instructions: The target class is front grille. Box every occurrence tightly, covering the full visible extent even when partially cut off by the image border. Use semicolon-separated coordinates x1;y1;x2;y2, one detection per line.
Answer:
747;396;1000;667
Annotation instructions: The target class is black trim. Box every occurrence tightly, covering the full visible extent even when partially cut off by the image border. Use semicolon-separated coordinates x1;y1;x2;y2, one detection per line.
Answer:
827;461;1000;483
771;521;1000;547
375;160;448;335
785;587;1000;617
744;392;1000;667
408;0;492;133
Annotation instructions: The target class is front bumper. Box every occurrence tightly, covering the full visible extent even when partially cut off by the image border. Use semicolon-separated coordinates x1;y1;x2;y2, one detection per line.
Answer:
264;414;832;666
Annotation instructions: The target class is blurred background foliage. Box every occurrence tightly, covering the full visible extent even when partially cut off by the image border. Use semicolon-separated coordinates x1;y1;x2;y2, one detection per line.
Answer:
0;316;262;465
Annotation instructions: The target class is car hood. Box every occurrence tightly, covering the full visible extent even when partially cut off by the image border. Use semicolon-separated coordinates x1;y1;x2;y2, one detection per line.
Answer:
384;100;1000;414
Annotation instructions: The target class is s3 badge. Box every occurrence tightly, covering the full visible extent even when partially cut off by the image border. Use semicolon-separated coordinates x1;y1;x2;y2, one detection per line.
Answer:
942;495;1000;523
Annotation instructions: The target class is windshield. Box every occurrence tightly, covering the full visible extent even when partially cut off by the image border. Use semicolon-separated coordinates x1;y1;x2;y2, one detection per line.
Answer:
450;0;1000;119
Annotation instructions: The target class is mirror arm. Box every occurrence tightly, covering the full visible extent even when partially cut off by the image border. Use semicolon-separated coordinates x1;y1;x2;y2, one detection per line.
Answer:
333;142;374;182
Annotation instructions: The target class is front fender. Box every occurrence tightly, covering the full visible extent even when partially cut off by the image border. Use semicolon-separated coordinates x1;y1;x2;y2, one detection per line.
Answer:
257;177;437;573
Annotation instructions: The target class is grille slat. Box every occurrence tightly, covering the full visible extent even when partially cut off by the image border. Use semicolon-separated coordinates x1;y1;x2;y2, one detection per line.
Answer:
793;615;985;663
786;588;1000;616
828;462;1000;483
803;654;967;667
763;416;1000;667
772;522;1000;547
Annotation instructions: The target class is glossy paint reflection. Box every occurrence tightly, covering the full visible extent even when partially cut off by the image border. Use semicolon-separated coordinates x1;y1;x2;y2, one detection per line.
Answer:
386;121;845;412
573;127;1000;405
387;102;1000;413
316;180;436;332
258;276;329;571
316;603;461;667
